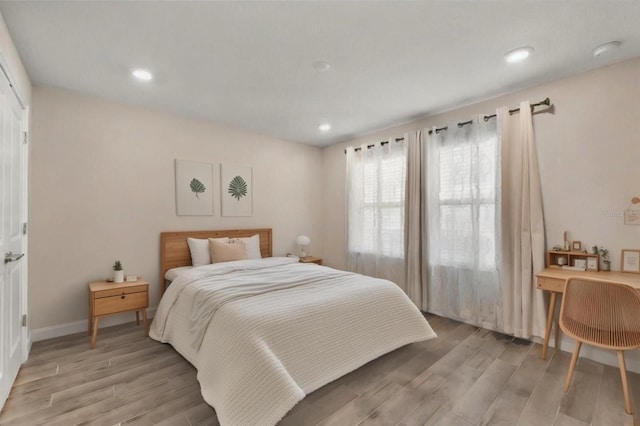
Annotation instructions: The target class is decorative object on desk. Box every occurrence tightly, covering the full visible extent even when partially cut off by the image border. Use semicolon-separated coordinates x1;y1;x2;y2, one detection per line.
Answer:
573;259;587;270
296;235;311;257
113;260;124;283
547;250;597;270
126;275;137;282
593;245;610;271
621;249;640;274
175;159;214;216
552;245;563;251
586;257;598;271
624;197;640;225
563;231;570;251
221;164;252;216
572;241;582;251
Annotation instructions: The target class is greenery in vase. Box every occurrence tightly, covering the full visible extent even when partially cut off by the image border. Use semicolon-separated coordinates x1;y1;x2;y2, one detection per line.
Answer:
592;246;610;262
113;260;123;271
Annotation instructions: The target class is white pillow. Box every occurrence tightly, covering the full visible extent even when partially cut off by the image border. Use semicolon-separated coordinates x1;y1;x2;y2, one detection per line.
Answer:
187;237;228;266
231;234;262;259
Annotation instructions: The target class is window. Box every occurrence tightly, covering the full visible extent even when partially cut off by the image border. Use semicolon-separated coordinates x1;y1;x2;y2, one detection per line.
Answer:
347;142;406;258
428;126;498;271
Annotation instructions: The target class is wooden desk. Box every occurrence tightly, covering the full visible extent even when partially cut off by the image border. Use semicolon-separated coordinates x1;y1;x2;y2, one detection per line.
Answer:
536;268;640;360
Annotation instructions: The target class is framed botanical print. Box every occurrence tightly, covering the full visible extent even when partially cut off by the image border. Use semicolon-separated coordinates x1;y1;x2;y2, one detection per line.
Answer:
175;159;214;216
221;164;252;217
621;249;640;274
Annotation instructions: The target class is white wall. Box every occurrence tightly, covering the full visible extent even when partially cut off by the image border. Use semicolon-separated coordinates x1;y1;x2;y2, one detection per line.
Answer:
322;56;640;371
30;86;323;332
322;57;640;271
0;12;30;105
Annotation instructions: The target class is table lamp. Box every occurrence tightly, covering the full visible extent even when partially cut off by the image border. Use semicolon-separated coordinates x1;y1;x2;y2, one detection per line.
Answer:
296;235;310;257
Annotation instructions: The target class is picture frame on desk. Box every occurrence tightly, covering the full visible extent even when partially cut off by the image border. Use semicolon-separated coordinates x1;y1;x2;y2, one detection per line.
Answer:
586;257;598;271
572;241;582;251
621;249;640;274
574;259;587;270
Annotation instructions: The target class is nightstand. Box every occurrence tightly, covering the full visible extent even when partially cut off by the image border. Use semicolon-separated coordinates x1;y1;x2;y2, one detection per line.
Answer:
88;279;149;348
299;256;323;265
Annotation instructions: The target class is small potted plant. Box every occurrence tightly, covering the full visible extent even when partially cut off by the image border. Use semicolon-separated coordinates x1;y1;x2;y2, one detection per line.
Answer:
113;260;124;283
592;246;610;271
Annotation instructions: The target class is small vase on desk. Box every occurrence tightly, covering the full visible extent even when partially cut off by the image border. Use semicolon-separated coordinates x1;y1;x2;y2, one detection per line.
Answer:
113;270;124;283
601;261;611;271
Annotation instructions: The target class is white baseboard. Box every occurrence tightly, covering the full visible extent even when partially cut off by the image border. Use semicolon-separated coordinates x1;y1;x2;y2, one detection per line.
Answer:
31;308;156;342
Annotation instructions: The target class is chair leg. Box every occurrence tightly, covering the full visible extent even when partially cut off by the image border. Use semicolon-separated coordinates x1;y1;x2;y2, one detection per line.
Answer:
563;340;582;392
617;351;633;414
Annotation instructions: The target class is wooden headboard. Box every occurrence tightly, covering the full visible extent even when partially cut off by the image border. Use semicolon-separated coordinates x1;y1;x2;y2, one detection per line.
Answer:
160;228;273;293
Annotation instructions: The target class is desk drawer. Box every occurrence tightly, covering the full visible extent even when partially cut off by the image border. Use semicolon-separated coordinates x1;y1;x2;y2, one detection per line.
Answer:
537;276;564;292
94;291;148;316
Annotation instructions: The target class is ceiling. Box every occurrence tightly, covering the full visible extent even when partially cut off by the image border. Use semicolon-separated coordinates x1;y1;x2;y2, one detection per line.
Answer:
2;2;640;147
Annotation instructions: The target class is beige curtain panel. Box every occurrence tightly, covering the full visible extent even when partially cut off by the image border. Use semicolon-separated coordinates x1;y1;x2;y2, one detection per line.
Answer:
499;101;546;338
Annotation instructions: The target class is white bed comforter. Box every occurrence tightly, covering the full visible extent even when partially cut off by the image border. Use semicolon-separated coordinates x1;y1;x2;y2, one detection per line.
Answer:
150;257;436;426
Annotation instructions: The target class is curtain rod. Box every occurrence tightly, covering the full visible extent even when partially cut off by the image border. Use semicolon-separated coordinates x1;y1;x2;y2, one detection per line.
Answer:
345;137;405;154
428;97;551;135
343;97;551;154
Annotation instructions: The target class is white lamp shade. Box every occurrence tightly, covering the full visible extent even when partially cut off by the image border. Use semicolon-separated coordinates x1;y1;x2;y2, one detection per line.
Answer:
296;235;311;257
296;235;311;246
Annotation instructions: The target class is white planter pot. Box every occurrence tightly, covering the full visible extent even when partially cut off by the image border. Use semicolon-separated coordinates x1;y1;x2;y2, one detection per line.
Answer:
114;270;124;283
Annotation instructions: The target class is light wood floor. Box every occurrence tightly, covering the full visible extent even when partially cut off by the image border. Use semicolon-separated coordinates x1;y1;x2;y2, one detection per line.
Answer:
1;314;639;426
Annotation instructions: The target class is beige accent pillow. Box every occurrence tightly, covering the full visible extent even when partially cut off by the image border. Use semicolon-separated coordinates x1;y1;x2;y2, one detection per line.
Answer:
187;237;229;266
209;238;248;263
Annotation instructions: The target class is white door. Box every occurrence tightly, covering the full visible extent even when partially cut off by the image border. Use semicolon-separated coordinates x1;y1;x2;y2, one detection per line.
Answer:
0;67;26;410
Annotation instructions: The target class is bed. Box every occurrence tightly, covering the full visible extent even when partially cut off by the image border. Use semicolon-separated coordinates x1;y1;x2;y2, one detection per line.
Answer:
150;228;436;426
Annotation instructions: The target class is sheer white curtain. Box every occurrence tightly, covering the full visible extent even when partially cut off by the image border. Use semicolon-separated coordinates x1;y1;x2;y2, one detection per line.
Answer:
346;138;407;292
426;118;503;331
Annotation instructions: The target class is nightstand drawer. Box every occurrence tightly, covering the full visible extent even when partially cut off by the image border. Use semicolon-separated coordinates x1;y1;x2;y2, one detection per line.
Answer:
94;291;148;316
94;284;147;299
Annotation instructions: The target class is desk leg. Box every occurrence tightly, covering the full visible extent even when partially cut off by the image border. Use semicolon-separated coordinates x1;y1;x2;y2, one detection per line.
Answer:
88;293;92;336
542;292;557;360
136;311;140;325
91;317;99;349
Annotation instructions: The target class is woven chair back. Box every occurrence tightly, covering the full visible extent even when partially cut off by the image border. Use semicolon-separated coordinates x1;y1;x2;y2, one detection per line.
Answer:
560;278;640;351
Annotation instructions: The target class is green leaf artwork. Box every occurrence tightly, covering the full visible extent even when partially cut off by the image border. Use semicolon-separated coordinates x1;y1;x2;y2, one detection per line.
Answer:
190;178;206;199
228;175;248;201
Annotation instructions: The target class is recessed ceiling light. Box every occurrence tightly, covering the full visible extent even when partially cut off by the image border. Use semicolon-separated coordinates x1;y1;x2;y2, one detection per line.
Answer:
312;61;331;72
593;41;622;57
318;123;331;132
132;68;153;82
505;47;534;64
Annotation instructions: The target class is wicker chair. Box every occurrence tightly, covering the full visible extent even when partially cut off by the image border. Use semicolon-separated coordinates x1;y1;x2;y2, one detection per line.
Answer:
559;277;640;414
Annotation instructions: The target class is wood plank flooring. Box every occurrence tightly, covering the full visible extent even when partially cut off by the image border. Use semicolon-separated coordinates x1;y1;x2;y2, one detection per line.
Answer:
1;314;639;425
